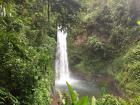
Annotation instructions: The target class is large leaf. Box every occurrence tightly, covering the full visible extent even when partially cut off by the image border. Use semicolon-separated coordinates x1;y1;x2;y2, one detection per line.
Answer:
66;82;78;104
91;96;96;105
76;96;89;105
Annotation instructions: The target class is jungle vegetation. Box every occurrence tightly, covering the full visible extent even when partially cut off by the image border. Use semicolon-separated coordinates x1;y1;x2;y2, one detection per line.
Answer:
0;0;140;105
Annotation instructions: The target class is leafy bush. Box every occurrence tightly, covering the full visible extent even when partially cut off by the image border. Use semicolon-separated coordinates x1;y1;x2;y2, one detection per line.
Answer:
97;95;122;105
0;1;55;104
107;42;140;99
87;36;103;50
0;88;19;105
130;96;140;105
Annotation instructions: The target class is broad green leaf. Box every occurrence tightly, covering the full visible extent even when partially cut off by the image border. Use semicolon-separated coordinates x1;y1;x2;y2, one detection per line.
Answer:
76;96;89;105
91;96;96;105
66;82;78;104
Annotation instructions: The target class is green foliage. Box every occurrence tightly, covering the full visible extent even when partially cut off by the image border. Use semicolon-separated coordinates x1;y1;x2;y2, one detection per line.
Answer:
97;95;140;105
87;36;103;50
0;88;19;105
0;0;56;104
57;83;140;105
0;0;83;104
114;42;140;97
66;82;96;105
51;0;82;29
66;82;78;104
60;83;137;105
1;0;140;104
130;96;140;105
68;0;140;104
97;94;127;105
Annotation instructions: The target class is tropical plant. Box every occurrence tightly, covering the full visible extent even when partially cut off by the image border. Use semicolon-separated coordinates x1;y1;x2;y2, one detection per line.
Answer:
66;82;96;105
0;88;19;105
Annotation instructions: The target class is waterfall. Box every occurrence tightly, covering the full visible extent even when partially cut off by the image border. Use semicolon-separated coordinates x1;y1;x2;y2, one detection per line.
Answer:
55;26;70;84
55;27;100;96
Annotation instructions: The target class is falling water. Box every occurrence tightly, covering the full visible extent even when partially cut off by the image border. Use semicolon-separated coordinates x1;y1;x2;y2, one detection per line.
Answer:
55;27;100;97
55;26;70;84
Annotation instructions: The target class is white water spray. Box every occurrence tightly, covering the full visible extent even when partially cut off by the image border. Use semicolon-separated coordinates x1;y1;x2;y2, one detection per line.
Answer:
54;27;100;97
55;26;70;84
